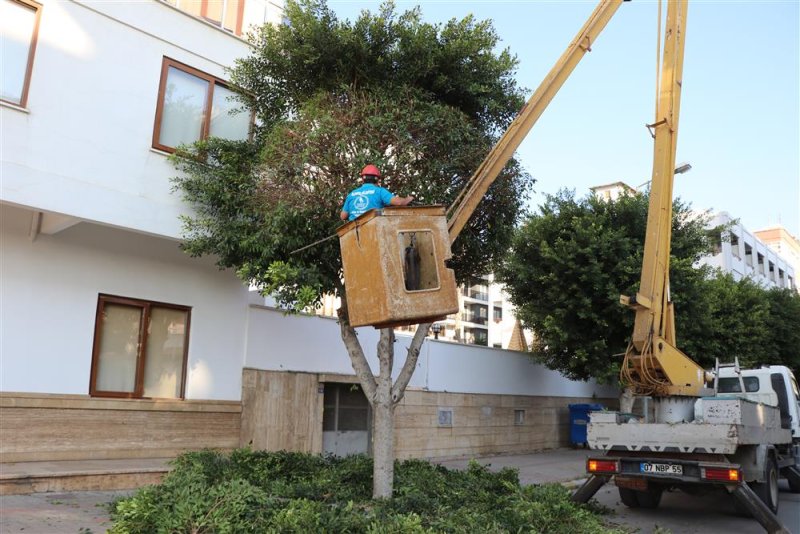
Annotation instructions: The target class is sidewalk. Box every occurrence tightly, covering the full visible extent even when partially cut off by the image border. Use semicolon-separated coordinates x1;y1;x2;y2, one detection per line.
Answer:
0;449;592;533
436;447;593;486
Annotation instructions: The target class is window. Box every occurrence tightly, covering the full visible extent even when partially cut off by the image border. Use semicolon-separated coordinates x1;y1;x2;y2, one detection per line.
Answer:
163;0;245;35
0;0;41;107
399;231;439;291
514;409;525;425
757;253;766;274
437;408;453;427
152;57;251;152
493;305;503;322
729;233;740;258
90;295;191;399
717;377;759;393
744;243;753;267
323;383;370;432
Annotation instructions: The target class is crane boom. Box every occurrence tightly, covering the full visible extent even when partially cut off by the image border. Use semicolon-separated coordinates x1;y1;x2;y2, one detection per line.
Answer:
619;0;709;397
446;0;627;242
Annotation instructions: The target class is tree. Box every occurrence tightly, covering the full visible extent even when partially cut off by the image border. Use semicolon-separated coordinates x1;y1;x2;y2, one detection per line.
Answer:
172;0;533;498
762;287;800;371
496;190;715;384
498;190;800;383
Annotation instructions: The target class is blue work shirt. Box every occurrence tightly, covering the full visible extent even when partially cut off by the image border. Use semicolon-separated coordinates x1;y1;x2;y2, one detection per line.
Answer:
342;183;395;221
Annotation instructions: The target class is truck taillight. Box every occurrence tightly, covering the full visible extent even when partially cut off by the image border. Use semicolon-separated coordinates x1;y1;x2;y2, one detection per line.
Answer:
587;459;618;474
703;467;740;483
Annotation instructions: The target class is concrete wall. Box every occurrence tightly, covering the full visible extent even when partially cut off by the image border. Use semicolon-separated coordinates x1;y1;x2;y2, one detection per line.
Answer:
1;204;249;400
246;304;617;399
240;370;616;460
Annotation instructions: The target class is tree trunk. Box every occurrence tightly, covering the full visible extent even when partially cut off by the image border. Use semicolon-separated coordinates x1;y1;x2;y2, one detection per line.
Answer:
337;293;431;499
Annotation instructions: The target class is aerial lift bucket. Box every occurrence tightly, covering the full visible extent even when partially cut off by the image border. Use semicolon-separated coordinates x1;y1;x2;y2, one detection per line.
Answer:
336;206;459;328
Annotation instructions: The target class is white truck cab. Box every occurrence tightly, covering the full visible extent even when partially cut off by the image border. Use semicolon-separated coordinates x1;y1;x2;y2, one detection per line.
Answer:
718;365;800;440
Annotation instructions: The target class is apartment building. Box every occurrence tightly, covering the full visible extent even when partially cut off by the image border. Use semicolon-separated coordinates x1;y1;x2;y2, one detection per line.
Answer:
590;183;796;291
1;0;283;460
705;213;796;291
754;225;800;291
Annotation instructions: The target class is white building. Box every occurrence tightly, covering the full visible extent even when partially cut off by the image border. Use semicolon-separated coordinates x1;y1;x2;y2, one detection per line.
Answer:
704;212;796;291
590;183;796;291
1;0;611;477
754;225;800;292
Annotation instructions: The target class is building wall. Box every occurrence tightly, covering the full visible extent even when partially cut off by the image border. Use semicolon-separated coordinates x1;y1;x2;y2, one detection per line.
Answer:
703;212;796;289
0;393;241;462
239;370;615;460
245;305;617;399
754;226;800;291
1;0;258;238
1;204;250;400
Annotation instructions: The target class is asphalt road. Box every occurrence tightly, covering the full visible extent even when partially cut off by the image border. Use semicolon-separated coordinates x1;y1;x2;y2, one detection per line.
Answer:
593;480;800;534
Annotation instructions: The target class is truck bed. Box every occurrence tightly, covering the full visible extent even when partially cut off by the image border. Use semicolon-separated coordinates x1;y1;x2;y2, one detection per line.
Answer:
588;397;792;454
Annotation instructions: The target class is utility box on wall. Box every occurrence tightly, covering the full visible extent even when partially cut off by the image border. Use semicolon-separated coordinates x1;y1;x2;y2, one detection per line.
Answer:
337;206;459;328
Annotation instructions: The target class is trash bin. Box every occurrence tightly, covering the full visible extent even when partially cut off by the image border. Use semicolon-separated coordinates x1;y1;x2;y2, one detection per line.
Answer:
568;403;604;446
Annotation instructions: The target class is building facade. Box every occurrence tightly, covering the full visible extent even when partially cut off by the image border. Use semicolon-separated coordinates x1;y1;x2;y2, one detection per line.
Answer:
704;213;796;291
754;225;800;292
590;183;796;291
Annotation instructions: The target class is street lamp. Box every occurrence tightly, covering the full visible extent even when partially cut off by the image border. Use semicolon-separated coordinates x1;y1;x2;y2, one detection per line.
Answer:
635;162;692;190
430;323;442;340
674;162;692;175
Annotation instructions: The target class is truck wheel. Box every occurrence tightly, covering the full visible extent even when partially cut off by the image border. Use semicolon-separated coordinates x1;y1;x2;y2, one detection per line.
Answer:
783;466;800;494
750;457;779;514
618;487;640;508
636;486;663;509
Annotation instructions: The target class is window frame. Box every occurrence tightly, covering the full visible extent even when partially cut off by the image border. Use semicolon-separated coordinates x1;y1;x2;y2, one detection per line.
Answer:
2;0;42;108
152;56;252;153
89;294;191;399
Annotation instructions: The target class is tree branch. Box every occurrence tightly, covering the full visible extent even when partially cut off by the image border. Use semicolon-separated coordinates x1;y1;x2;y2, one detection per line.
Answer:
337;294;377;402
378;327;394;381
391;322;431;405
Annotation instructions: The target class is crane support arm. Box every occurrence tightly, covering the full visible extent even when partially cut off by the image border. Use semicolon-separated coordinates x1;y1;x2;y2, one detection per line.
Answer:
447;0;627;242
620;0;709;397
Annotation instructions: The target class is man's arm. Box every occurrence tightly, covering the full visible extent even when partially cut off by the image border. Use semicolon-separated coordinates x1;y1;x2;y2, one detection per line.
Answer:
340;210;349;221
389;195;414;206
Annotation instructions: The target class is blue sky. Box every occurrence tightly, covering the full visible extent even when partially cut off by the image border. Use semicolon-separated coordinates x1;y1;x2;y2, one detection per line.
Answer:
328;0;800;237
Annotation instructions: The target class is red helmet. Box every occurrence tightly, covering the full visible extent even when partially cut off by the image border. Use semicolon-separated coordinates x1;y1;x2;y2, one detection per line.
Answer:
360;164;381;178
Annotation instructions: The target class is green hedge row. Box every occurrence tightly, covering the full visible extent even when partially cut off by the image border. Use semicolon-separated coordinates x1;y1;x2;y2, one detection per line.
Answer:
109;449;620;533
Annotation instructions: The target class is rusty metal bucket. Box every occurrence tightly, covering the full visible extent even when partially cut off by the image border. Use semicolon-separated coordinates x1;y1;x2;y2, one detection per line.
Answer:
337;206;459;328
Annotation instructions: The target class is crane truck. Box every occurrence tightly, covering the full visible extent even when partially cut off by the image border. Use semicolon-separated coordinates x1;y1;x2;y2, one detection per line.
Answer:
447;1;800;532
564;1;800;533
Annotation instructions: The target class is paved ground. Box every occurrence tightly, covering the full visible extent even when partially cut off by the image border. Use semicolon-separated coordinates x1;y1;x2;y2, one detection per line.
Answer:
1;449;797;533
1;490;131;533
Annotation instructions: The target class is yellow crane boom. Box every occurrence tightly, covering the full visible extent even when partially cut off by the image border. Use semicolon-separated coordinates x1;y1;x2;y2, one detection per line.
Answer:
446;0;626;242
619;0;709;397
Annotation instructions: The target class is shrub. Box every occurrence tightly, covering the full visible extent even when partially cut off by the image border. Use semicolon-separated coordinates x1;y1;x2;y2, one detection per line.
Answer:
109;449;621;533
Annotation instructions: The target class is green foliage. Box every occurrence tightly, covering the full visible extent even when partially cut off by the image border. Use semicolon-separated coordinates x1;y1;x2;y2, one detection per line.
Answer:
173;0;533;311
498;190;714;383
763;288;800;371
233;0;524;135
498;190;800;382
109;449;621;534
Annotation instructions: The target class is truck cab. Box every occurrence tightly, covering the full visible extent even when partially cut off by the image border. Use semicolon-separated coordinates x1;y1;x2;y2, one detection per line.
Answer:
718;365;800;440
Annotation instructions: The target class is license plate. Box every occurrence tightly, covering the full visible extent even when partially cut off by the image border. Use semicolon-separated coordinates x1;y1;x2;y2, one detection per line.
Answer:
641;462;683;475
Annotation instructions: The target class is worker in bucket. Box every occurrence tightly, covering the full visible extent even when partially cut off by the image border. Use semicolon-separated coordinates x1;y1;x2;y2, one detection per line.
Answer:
340;164;414;221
